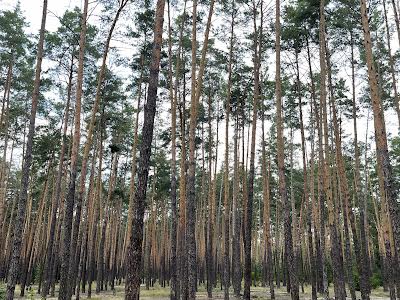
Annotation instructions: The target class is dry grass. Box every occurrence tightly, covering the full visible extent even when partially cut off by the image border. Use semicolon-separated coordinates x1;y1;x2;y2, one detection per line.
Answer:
3;282;390;299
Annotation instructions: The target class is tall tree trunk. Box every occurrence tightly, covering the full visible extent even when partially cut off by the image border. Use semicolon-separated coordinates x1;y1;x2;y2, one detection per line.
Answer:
306;36;328;297
326;43;360;300
319;1;346;298
68;4;129;296
391;0;400;47
223;3;234;299
262;115;275;299
244;2;262;298
58;0;88;298
87;127;104;299
125;0;165;297
206;90;214;299
97;152;119;293
6;1;47;298
167;0;178;298
124;56;143;264
360;0;400;274
41;55;74;299
275;0;298;299
186;0;215;297
295;50;316;300
350;30;371;300
232;117;241;296
382;0;400;131
0;61;13;251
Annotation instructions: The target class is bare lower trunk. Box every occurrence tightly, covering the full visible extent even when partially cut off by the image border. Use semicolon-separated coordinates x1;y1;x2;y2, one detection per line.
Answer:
275;1;298;299
125;0;165;297
6;1;47;298
360;0;400;276
58;1;88;298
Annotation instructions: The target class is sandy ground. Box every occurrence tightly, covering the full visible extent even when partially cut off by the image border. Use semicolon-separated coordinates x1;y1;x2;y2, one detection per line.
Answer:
9;283;391;299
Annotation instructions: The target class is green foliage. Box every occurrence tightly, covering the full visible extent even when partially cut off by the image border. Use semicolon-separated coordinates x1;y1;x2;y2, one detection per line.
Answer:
370;272;383;289
390;136;400;184
0;3;29;61
0;283;5;300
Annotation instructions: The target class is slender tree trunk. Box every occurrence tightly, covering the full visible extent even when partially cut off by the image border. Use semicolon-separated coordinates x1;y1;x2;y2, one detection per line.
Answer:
68;4;129;296
232;117;241;296
97;152;119;293
360;0;400;274
186;0;215;297
6;1;47;298
319;1;346;298
326;43;360;300
41;55;74;299
275;0;298;299
223;4;234;299
262;115;275;299
124;56;143;264
87;128;104;299
306;36;328;298
58;1;88;298
0;61;13;252
167;1;178;298
244;2;262;298
382;0;400;131
391;0;400;48
206;90;214;299
350;30;371;300
295;51;316;300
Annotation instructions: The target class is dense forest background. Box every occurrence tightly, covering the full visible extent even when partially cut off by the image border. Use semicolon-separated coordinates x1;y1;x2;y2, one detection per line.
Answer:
0;0;400;299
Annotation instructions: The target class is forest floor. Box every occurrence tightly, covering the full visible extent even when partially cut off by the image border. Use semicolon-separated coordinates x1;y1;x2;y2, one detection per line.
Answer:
4;283;391;299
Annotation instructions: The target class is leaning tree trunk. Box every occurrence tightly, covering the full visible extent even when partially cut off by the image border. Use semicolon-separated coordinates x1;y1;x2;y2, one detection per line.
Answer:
6;1;47;298
360;0;400;274
125;0;165;297
382;0;400;131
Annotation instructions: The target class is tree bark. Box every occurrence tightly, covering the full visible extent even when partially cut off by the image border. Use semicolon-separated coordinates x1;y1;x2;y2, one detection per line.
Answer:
167;0;178;298
68;4;129;296
58;0;88;298
275;0;299;298
360;0;400;276
223;3;234;299
125;0;165;297
41;54;74;299
350;30;371;300
6;1;47;298
186;0;215;297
